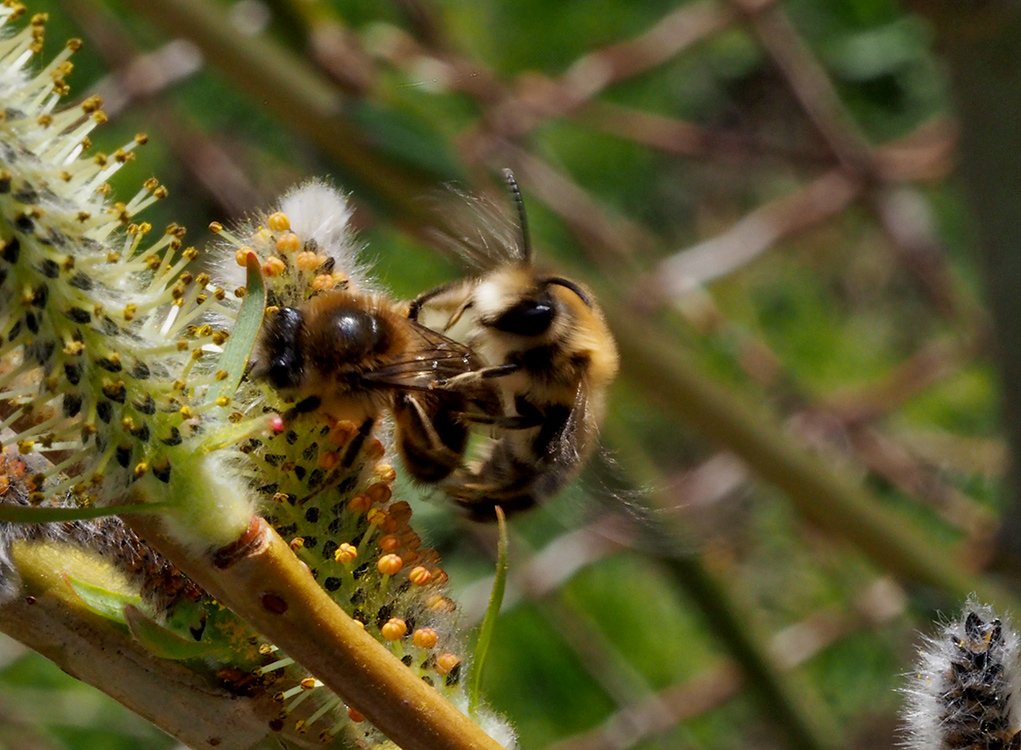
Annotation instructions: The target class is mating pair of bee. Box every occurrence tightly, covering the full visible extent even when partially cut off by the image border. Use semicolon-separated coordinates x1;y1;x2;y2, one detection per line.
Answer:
252;171;618;521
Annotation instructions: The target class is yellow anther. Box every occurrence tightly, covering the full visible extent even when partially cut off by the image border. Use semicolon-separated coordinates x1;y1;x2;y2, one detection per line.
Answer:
266;211;290;232
235;246;254;267
413;628;438;649
381;618;407;641
262;256;286;277
334;543;358;565
377;554;403;576
295;251;322;272
408;566;432;586
365;482;392;505
435;653;461;676
275;232;301;254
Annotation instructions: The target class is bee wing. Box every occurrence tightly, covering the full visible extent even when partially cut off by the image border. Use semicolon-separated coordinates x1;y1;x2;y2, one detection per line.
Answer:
547;384;591;467
424;183;526;272
358;319;478;391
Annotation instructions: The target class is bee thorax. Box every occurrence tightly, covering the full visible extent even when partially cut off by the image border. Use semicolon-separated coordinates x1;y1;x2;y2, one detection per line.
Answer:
307;307;388;371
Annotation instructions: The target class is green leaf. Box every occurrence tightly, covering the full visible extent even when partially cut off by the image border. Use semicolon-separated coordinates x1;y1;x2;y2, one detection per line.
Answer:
469;506;509;714
124;605;223;661
0;502;171;524
64;574;142;624
209;251;265;405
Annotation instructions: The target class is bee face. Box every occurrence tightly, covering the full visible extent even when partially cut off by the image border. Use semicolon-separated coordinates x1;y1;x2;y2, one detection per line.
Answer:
260;306;306;391
408;171;619;520
484;285;556;338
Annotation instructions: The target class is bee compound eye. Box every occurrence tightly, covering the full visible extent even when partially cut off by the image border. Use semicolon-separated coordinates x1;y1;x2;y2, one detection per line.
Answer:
491;296;555;337
267;355;301;389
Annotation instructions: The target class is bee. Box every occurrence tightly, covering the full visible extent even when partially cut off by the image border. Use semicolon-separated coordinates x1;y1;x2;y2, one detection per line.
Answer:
254;289;487;474
408;170;619;520
248;182;489;476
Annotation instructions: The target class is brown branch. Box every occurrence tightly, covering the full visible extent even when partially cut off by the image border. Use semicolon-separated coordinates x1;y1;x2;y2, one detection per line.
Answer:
559;0;738;102
127;515;504;750
645;168;863;301
732;0;873;175
0;539;309;750
579;99;834;167
910;0;1021;578
63;1;267;216
609;297;1017;609
121;0;445;226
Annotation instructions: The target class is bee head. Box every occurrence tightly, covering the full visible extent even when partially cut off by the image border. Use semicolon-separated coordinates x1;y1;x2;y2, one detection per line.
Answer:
477;270;599;342
260;306;305;390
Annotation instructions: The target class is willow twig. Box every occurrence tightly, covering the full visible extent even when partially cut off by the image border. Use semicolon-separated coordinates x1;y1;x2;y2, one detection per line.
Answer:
127;514;505;750
0;539;303;750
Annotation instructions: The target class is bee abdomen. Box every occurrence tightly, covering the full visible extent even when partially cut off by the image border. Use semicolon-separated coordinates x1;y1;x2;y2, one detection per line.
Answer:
394;393;469;483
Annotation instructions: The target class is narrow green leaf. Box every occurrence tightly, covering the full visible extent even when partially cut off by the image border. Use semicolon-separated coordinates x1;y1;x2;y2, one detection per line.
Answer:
124;605;223;660
64;574;142;624
469;506;508;714
0;502;170;523
210;251;265;404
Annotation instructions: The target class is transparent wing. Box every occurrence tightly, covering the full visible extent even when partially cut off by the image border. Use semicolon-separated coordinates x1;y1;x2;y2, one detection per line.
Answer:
358;319;479;391
423;182;526;272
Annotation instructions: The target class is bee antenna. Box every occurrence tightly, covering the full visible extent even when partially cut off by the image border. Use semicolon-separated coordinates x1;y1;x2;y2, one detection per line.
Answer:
502;168;532;263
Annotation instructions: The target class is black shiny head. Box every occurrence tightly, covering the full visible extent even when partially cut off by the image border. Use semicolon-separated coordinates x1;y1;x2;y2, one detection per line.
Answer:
490;289;555;337
262;306;305;389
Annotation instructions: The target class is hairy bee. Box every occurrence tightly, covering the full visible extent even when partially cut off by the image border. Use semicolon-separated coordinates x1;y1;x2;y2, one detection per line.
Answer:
255;288;485;475
248;182;488;476
409;170;619;519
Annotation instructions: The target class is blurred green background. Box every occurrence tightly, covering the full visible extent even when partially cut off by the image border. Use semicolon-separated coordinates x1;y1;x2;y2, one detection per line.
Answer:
2;1;1017;748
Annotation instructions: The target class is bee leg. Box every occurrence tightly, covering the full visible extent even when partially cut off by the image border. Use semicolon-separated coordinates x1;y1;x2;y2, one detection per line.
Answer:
339;417;375;468
450;483;539;521
282;395;322;421
435;363;519;389
406;395;464;461
407;281;463;321
455;412;542;430
442;300;474;332
458;496;537;522
532;404;572;458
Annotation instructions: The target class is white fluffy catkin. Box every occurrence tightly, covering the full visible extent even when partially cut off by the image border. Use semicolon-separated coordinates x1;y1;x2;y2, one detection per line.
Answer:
902;600;1021;750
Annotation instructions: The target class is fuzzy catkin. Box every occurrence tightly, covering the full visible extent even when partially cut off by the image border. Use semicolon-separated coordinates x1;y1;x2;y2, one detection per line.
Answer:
903;600;1021;750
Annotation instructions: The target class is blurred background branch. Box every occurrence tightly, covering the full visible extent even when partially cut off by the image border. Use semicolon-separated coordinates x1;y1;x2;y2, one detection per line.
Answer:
910;0;1021;580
